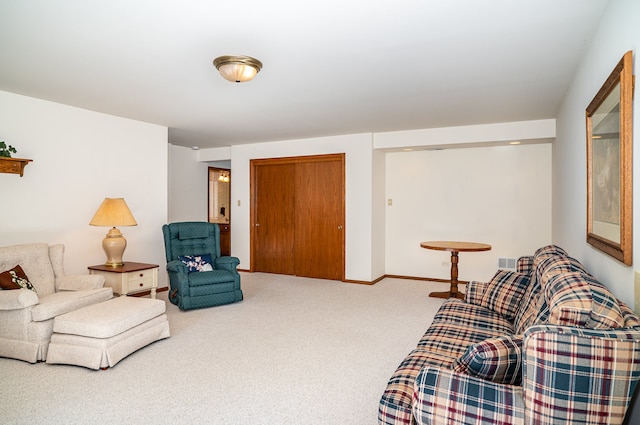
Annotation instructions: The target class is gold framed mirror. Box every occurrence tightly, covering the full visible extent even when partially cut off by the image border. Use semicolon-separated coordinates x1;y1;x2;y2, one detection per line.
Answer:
586;50;634;265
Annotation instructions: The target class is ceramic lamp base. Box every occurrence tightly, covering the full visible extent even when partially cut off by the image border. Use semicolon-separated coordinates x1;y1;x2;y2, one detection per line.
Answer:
102;227;127;267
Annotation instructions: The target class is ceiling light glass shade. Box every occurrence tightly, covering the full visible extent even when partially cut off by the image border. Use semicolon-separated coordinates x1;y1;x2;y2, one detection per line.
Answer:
213;55;263;83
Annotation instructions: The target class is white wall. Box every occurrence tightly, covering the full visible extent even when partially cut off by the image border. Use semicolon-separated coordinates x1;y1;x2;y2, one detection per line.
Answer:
167;144;208;222
374;119;555;150
371;148;387;280
192;122;554;283
385;144;552;283
554;0;640;308
226;133;379;282
0;90;169;286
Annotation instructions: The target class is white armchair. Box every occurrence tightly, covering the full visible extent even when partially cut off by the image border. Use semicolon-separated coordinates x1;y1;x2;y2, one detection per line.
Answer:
0;243;113;363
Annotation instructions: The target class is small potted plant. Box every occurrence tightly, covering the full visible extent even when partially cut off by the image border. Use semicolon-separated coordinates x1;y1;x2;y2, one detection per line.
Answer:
0;141;31;176
0;141;17;158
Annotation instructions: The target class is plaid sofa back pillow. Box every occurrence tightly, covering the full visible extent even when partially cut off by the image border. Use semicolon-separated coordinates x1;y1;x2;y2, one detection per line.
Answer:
545;272;625;329
480;270;531;321
513;277;543;335
538;255;589;289
514;246;590;334
453;334;524;385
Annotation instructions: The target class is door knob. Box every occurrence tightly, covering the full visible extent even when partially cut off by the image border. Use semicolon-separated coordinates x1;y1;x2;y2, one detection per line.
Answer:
255;223;260;227
338;225;343;230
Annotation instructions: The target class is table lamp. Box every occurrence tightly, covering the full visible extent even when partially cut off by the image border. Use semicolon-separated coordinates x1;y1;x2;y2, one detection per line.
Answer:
89;198;137;267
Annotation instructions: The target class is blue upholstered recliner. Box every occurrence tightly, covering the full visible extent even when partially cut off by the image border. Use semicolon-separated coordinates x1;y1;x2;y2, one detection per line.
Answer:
162;222;243;310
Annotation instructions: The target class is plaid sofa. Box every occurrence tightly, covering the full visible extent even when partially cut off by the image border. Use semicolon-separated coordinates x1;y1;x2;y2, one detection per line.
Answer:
379;245;640;425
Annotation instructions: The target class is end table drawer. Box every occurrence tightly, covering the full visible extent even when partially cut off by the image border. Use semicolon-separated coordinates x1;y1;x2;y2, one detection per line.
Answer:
128;274;154;291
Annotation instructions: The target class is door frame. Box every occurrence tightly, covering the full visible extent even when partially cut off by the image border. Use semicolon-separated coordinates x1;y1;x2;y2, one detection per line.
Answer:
249;153;346;280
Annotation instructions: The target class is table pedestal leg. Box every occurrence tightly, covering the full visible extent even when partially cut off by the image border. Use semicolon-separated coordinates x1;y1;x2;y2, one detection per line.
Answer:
429;251;465;299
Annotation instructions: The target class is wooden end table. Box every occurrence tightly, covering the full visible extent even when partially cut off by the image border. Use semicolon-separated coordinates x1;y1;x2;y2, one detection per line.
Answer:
88;262;159;299
420;241;491;299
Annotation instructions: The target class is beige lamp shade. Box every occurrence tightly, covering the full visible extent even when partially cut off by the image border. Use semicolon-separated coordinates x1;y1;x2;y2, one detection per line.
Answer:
90;198;137;267
90;198;137;227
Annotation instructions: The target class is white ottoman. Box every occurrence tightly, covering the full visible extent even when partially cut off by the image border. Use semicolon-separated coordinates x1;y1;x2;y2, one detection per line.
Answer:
46;296;170;370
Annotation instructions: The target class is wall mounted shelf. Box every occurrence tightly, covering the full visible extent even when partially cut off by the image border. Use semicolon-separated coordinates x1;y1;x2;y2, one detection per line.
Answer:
0;157;33;177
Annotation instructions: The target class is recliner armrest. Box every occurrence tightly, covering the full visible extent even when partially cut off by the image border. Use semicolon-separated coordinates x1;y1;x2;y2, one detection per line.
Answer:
214;256;240;273
166;260;188;274
56;275;105;291
0;288;39;310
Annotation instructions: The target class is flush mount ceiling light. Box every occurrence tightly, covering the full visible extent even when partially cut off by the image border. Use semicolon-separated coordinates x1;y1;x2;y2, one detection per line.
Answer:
213;55;263;83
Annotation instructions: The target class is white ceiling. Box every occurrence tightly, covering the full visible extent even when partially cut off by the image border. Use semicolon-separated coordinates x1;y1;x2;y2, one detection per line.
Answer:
0;1;608;149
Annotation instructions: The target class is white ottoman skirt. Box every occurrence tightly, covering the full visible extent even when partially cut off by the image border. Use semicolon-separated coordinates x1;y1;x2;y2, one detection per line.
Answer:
46;297;170;370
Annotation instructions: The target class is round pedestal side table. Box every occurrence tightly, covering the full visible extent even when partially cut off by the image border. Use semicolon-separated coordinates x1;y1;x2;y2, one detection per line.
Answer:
420;241;492;299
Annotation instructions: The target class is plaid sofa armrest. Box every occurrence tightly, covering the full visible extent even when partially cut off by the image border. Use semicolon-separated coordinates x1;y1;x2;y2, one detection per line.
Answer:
523;325;640;425
516;256;534;275
413;366;525;425
464;280;489;305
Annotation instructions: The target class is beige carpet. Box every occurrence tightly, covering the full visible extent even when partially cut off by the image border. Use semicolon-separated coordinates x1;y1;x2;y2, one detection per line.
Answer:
0;273;447;424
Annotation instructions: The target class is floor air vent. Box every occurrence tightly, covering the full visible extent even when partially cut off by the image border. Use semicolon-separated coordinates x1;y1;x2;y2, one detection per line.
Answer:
498;258;517;270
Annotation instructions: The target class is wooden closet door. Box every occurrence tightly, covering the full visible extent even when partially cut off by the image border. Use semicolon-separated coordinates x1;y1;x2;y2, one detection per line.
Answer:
251;154;345;280
295;159;344;280
253;163;296;274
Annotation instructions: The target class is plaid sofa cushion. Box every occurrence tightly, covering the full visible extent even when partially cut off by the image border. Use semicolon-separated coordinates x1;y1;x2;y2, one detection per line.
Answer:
432;299;514;333
545;272;624;329
480;270;531;321
453;334;524;385
419;301;513;358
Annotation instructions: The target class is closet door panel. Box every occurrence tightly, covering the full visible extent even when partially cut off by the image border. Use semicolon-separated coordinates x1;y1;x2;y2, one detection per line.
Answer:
294;159;343;280
253;163;296;274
